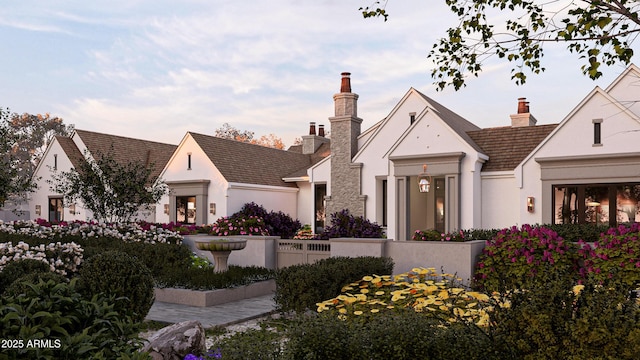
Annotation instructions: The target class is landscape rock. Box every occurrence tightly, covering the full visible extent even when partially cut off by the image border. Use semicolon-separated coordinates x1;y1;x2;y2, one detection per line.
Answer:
142;320;206;360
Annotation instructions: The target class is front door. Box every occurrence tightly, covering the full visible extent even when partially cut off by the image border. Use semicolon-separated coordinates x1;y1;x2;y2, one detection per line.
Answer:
176;196;196;224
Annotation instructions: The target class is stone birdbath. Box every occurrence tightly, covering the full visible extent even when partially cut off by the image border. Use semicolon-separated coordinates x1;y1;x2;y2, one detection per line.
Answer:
194;238;247;273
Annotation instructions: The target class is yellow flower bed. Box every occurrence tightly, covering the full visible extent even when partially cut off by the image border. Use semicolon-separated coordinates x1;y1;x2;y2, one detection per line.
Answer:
316;267;496;327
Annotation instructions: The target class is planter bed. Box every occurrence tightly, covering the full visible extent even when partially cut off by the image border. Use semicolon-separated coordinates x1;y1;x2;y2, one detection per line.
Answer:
154;279;276;307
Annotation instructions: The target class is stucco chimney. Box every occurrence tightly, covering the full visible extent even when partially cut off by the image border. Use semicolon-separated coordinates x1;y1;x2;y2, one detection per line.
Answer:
511;97;537;127
302;122;328;154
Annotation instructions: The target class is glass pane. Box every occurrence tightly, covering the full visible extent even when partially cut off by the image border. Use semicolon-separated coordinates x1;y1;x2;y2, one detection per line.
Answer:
585;186;609;225
617;184;640;223
554;186;578;224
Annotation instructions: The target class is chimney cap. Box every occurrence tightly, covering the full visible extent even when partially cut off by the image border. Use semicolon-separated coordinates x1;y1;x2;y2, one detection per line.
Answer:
340;72;352;93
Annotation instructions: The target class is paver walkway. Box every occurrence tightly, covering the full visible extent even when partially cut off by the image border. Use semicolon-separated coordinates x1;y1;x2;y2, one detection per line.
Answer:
145;294;277;328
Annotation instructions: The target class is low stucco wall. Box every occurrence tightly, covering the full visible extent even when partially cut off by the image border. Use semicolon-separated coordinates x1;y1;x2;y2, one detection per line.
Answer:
329;238;486;285
386;240;486;283
154;279;276;307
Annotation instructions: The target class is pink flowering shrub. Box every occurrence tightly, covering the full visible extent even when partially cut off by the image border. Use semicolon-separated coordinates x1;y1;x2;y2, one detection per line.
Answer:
473;224;581;292
580;222;640;289
209;216;269;236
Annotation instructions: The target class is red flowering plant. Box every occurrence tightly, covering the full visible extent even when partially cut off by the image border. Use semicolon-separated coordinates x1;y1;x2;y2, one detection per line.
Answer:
209;216;269;236
580;222;640;290
473;224;582;292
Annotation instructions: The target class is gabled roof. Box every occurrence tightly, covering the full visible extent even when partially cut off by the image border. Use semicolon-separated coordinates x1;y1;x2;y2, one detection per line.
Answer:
467;124;558;171
414;89;484;153
71;129;177;180
55;136;84;169
188;132;321;187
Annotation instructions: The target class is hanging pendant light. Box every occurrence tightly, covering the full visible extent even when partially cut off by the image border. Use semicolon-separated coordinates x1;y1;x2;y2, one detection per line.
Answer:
418;164;432;193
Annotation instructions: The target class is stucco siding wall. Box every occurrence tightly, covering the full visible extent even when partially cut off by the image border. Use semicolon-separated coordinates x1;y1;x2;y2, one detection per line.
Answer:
296;181;313;227
481;174;520;229
158;135;229;224
227;185;298;219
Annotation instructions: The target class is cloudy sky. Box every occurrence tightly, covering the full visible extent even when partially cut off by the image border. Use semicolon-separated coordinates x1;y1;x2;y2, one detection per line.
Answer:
1;1;637;147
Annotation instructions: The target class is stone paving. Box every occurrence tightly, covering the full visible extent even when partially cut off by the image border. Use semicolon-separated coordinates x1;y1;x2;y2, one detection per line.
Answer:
145;294;277;328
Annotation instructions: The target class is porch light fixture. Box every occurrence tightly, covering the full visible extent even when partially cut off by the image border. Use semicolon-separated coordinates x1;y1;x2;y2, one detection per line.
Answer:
35;205;41;216
69;204;76;214
164;204;170;215
418;164;432;193
209;202;216;215
527;196;535;213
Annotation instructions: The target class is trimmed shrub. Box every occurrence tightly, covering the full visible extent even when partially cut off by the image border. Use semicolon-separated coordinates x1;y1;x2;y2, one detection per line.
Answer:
156;265;275;290
0;278;149;359
412;228;501;242
473;224;581;292
0;258;52;294
544;222;609;242
78;250;155;323
274;256;394;313
283;311;495;360
319;209;384;239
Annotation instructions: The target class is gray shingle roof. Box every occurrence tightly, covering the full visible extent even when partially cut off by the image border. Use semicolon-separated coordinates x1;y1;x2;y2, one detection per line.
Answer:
467;124;557;171
66;130;177;180
189;132;323;187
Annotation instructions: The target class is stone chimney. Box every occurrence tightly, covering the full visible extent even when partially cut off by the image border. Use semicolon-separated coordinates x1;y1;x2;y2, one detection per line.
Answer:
510;97;538;127
302;121;329;154
326;72;366;217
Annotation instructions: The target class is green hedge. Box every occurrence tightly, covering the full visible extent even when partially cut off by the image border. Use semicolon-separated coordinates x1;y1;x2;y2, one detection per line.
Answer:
77;251;156;323
283;311;494;360
274;256;394;313
156;265;275;290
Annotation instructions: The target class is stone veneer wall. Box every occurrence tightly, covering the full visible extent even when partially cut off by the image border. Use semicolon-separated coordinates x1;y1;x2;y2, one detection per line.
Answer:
326;89;366;217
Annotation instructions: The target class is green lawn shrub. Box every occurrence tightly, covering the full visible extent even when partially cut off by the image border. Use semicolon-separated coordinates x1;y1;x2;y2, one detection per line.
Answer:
0;258;52;294
473;224;581;292
77;250;155;323
274;256;394;313
0;278;150;360
156;265;275;290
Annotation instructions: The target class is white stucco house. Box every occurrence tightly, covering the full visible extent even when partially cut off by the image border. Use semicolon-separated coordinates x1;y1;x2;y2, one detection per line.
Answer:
27;64;640;240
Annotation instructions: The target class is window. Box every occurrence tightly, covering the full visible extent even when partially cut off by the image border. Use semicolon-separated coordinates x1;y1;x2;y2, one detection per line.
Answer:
553;183;640;226
314;184;327;233
593;119;602;145
48;197;63;223
53;154;58;170
410;112;416;125
187;153;192;170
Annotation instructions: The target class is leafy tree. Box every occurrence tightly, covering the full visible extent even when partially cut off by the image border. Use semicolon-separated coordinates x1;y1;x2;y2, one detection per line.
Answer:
361;0;639;90
0;108;36;206
48;150;168;223
9;112;74;180
214;122;285;149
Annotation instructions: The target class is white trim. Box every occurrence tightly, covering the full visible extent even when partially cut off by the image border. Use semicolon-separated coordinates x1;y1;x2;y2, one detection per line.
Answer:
227;182;299;193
